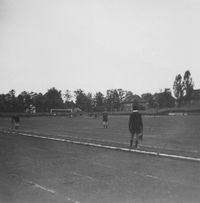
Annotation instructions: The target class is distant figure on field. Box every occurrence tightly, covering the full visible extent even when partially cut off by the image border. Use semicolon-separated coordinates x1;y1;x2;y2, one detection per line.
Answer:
102;111;108;128
94;113;97;119
129;105;143;149
11;115;20;129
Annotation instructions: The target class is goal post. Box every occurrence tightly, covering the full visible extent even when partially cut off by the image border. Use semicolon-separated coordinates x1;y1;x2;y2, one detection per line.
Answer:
50;108;73;115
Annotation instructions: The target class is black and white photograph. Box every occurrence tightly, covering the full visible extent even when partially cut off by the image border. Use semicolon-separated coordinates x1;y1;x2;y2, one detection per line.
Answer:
0;0;200;202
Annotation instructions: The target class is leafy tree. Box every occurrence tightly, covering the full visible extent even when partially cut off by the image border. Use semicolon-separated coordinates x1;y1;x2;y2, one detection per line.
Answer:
141;93;152;101
141;93;154;108
93;92;105;111
156;89;175;108
19;91;32;109
64;89;72;102
74;89;84;109
17;94;26;112
117;89;127;104
125;91;134;98
32;93;47;112
183;70;194;102
86;92;93;112
64;89;73;109
0;94;6;112
5;90;17;112
105;89;120;111
173;70;194;106
173;74;184;106
112;90;120;111
45;87;64;111
94;92;104;106
105;89;129;111
74;89;92;111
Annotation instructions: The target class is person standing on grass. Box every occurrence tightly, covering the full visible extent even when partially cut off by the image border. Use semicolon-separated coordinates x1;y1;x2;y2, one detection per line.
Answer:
11;114;20;129
102;111;108;128
129;105;143;149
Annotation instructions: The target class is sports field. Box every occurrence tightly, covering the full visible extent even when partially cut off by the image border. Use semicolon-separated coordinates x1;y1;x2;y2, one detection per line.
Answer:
0;115;200;203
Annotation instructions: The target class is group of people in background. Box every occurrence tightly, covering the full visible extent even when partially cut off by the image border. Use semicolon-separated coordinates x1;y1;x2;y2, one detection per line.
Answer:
10;105;143;149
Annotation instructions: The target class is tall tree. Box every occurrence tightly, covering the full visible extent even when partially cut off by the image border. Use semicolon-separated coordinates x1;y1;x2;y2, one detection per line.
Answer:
64;89;73;108
0;94;6;112
105;89;128;111
105;89;120;111
5;90;17;112
156;89;175;108
117;89;127;103
93;92;105;111
19;91;32;109
141;93;154;108
74;89;92;111
74;89;84;109
124;91;134;99
17;94;26;112
45;87;64;110
112;90;120;111
183;70;194;102
173;74;183;106
32;93;47;112
64;89;72;102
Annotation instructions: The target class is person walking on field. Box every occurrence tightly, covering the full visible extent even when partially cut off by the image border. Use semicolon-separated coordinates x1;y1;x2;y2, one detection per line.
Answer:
11;114;20;129
102;111;108;128
129;105;143;149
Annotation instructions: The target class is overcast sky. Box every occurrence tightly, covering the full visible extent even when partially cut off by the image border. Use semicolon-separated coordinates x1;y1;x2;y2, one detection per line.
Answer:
1;0;200;96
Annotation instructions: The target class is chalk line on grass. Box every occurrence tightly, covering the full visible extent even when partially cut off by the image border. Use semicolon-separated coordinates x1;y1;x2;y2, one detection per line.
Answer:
23;178;80;203
16;130;200;154
25;179;56;194
27;180;80;203
5;129;200;154
1;129;200;162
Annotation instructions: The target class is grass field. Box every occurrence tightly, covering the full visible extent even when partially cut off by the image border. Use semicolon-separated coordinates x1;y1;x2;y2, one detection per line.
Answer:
1;115;200;154
0;115;200;203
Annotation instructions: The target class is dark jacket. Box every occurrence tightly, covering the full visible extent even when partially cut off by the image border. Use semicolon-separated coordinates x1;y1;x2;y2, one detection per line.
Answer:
12;115;20;123
129;111;143;134
102;112;108;122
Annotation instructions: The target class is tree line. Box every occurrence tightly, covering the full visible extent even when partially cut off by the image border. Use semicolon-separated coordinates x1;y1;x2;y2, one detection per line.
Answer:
0;70;195;113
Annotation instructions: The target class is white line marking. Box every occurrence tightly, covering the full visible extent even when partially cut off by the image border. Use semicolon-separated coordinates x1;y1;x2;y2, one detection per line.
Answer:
1;130;200;162
145;174;160;180
34;183;56;194
7;129;200;154
25;131;200;154
24;180;56;194
24;179;80;203
61;135;200;154
71;172;96;181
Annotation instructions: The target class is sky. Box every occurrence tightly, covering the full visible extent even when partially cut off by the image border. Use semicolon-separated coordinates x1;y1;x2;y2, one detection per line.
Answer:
1;0;200;96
